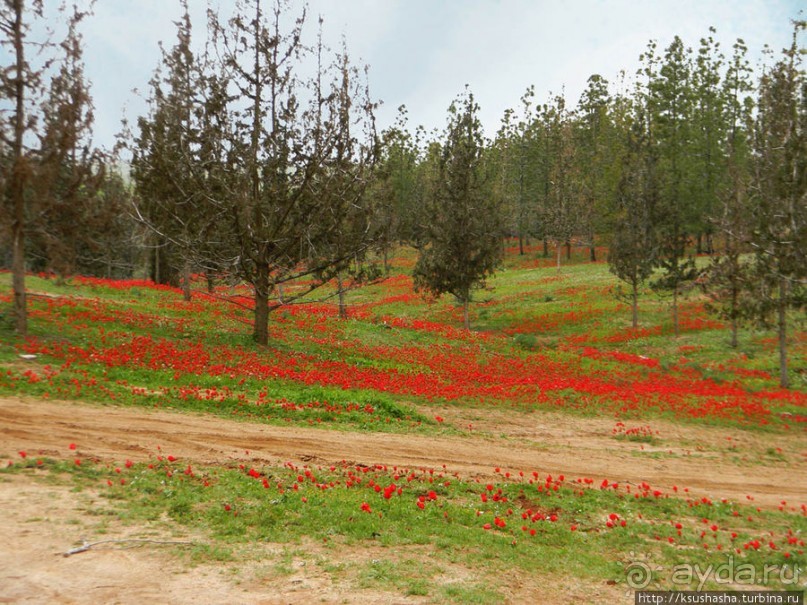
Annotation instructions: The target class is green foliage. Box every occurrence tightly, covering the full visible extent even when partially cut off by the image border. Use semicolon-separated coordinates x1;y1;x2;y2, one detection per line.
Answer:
130;1;217;288
413;89;505;329
741;21;806;386
512;333;538;351
375;106;425;247
492;85;544;255
609;110;658;327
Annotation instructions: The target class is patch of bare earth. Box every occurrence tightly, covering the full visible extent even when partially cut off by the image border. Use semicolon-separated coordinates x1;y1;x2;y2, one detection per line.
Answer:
1;396;804;604
0;473;446;604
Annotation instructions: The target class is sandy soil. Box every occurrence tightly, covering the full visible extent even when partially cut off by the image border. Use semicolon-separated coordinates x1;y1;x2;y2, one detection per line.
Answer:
1;396;805;604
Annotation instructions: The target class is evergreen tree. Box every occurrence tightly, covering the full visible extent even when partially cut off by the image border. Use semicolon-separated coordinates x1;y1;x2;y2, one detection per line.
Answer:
79;170;139;279
575;74;621;262
608;109;658;327
532;102;555;258
494;86;540;256
28;9;106;281
1;0;43;335
376;106;421;253
130;1;219;297
413;89;504;330
702;38;755;347
647;36;699;336
746;21;806;388
543;94;582;269
0;0;97;334
319;43;387;319
689;28;728;255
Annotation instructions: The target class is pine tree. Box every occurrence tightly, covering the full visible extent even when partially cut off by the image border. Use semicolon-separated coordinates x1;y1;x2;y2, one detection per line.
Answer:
130;1;216;296
1;0;42;335
413;89;504;330
689;28;727;255
608;109;658;328
494;86;540;256
29;9;105;282
746;21;806;388
0;0;97;334
647;36;698;336
376;106;421;254
702;38;755;348
319;42;386;319
543;94;582;269
576;74;621;262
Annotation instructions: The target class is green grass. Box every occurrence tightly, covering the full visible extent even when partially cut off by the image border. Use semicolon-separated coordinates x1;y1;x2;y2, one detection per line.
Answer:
2;251;805;434
1;248;805;600
3;454;805;600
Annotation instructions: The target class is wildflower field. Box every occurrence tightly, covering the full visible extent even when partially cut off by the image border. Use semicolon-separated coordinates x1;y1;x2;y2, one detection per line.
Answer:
1;246;805;603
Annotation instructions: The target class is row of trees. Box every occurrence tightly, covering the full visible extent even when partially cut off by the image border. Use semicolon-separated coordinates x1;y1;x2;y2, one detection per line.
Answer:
2;1;804;384
1;0;384;346
376;24;805;386
1;0;140;338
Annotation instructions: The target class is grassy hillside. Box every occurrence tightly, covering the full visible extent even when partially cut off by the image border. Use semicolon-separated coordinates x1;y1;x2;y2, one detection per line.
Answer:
1;245;805;602
2;245;804;430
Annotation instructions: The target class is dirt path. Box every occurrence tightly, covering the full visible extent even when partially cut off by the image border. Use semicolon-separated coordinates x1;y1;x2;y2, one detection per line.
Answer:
2;397;805;507
1;396;805;604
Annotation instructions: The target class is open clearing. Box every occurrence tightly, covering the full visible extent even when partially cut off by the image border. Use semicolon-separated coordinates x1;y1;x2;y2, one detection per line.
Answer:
2;395;805;604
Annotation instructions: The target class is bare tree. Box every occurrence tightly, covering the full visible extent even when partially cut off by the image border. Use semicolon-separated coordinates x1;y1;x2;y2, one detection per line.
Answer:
131;0;379;344
210;0;379;344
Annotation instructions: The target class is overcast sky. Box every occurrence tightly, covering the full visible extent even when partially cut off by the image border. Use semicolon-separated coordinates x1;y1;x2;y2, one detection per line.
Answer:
77;0;804;149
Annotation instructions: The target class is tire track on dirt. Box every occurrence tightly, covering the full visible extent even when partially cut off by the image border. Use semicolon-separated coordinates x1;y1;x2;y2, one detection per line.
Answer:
2;396;805;508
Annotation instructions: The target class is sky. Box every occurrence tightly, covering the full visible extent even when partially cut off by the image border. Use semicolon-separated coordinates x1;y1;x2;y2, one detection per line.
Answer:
72;0;805;149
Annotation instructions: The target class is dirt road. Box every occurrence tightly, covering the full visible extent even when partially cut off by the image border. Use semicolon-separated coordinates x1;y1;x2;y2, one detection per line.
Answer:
3;396;805;507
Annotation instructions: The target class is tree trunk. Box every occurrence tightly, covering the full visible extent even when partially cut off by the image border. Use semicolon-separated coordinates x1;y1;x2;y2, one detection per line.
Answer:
12;215;26;336
589;241;596;262
778;278;789;389
730;317;738;349
249;0;266;345
337;274;347;319
462;298;470;331
672;285;679;338
729;284;738;348
10;0;27;337
253;262;270;345
153;244;161;284
565;240;571;261
205;270;215;294
518;234;524;256
543;239;549;258
555;241;562;271
182;261;192;301
631;281;639;329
